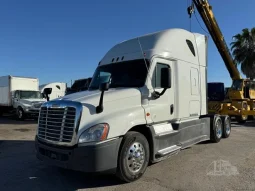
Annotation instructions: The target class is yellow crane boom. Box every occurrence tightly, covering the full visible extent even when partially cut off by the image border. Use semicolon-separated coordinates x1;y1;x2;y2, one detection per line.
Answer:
189;0;241;80
188;0;255;123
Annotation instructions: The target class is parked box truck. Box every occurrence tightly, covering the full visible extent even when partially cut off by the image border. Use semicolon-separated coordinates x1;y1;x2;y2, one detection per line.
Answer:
35;29;231;182
0;75;46;120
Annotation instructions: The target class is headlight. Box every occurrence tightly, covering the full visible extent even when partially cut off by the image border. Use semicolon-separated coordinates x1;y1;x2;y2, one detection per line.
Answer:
25;106;31;111
78;123;109;143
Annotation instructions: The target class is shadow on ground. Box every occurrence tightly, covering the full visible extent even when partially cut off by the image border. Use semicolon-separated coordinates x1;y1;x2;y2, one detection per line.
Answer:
0;115;37;125
231;120;255;128
0;140;123;191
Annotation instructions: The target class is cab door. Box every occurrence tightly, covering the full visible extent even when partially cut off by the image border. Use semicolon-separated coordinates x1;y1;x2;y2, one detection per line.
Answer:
12;90;20;108
149;58;175;123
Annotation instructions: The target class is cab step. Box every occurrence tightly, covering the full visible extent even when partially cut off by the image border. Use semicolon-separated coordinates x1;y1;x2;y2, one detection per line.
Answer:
156;145;181;158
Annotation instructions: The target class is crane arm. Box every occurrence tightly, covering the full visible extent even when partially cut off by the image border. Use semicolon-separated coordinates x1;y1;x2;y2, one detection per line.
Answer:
190;0;241;80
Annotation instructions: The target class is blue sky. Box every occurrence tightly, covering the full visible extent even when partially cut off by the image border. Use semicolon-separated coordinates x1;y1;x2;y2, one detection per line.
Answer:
0;0;254;87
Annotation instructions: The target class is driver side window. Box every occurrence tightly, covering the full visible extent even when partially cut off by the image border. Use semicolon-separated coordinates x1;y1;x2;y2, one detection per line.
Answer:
151;63;170;88
231;80;242;91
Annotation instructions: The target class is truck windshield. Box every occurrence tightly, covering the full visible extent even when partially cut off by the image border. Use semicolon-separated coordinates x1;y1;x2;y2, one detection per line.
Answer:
89;59;150;90
244;81;255;90
231;80;243;91
20;91;43;99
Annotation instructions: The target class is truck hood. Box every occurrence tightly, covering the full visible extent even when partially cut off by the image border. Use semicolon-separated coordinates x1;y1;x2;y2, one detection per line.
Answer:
58;88;141;104
44;87;147;141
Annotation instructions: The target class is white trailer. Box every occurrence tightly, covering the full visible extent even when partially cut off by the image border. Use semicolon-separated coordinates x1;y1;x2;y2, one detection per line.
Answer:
35;28;231;182
0;75;46;120
39;82;67;101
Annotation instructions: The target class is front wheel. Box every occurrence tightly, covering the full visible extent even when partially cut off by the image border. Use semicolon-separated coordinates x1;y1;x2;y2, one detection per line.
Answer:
16;107;25;121
248;115;255;120
116;131;150;183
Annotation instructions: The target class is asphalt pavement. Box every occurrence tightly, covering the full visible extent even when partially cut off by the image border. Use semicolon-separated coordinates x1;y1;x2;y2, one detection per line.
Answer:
1;116;255;191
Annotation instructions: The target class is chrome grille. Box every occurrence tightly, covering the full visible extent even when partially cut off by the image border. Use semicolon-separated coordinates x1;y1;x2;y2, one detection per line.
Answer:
38;106;76;143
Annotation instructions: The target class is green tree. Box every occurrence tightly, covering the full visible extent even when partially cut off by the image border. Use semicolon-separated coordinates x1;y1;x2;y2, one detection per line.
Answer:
230;28;255;80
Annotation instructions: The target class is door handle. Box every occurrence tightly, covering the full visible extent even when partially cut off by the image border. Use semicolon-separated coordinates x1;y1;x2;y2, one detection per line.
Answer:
170;104;174;115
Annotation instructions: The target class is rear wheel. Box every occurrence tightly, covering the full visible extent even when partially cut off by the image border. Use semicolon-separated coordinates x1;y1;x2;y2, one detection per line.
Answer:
248;115;255;120
235;115;247;124
116;131;150;183
211;116;223;143
222;116;231;138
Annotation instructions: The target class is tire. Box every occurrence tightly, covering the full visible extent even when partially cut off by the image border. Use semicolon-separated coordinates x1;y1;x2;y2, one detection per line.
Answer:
235;115;247;124
116;131;150;183
210;116;223;143
248;115;255;120
221;116;231;138
16;107;25;121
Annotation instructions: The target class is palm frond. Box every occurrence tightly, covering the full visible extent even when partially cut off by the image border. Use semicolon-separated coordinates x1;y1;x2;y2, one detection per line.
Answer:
230;27;255;78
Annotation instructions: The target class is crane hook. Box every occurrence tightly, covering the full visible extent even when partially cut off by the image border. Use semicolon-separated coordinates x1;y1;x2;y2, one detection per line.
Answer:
187;3;195;18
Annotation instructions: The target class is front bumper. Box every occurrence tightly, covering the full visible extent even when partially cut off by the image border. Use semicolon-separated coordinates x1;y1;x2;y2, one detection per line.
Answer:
35;136;122;173
24;108;40;116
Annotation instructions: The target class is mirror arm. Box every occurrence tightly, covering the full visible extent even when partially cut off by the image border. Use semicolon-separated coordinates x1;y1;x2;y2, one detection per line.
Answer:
46;94;49;101
159;88;167;96
152;88;167;99
96;90;105;113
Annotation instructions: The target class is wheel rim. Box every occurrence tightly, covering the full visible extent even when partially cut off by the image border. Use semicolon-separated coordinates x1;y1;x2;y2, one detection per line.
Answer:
126;142;145;173
216;120;222;139
18;110;22;118
225;119;231;135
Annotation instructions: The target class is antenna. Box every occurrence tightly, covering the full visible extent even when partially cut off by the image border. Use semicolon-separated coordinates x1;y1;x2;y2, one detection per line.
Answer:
137;37;156;94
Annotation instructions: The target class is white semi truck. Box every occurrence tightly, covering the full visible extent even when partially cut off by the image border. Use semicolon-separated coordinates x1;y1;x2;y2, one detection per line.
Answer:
35;28;231;182
0;75;46;120
39;82;67;101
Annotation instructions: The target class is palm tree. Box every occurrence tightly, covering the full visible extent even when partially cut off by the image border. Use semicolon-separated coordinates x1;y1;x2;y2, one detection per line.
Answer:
230;28;255;80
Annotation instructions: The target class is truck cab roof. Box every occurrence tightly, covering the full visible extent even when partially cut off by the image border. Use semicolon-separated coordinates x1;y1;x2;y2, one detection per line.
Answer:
100;28;207;67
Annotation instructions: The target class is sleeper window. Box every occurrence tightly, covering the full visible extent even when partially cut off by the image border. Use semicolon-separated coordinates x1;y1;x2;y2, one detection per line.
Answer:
186;40;196;56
